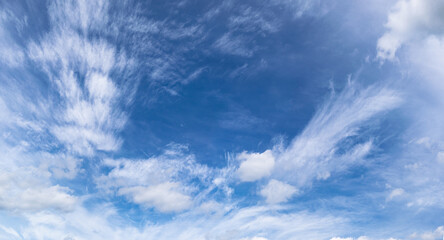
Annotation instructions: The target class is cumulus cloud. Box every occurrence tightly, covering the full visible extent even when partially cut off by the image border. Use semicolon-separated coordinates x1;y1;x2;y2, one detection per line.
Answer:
377;0;444;106
118;182;192;213
377;0;444;61
260;179;298;204
237;150;275;182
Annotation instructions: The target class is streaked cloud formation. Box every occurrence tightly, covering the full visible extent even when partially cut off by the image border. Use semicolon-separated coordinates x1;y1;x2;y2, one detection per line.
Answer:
1;0;444;239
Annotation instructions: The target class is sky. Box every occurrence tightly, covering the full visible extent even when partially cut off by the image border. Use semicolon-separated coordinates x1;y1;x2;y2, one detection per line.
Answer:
0;0;444;239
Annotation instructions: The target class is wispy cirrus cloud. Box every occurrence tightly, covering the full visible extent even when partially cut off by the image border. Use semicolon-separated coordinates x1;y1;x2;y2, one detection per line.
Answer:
27;2;132;156
9;204;348;240
0;0;140;216
269;0;332;18
273;83;401;188
1;0;444;239
234;82;401;205
96;144;217;213
0;9;25;68
376;0;444;211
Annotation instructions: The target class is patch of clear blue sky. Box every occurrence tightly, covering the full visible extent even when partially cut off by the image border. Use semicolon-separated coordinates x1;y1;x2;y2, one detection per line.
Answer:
117;0;394;164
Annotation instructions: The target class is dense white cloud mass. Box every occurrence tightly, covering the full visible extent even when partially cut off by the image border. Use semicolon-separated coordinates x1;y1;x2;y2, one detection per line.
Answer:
377;0;444;61
118;182;192;213
237;150;275;182
260;179;298;204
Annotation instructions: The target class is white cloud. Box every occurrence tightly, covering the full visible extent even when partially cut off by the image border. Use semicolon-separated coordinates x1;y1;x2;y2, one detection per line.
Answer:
118;182;192;213
214;33;255;57
406;36;444;100
377;0;444;211
0;141;78;212
437;152;444;164
96;145;214;212
40;152;82;180
260;179;298;204
377;0;444;61
0;185;77;212
231;83;400;199
51;126;122;156
48;0;109;34
0;10;25;68
270;0;331;18
240;237;268;240
237;150;275;182
228;6;280;34
388;140;444;208
0;225;20;239
26;1;134;156
4;204;347;240
273;83;401;188
330;237;397;240
97;145;211;189
387;188;405;201
409;226;444;240
212;4;280;57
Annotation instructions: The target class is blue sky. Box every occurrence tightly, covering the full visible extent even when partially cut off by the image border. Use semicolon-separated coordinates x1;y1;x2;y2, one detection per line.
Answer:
1;0;444;239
